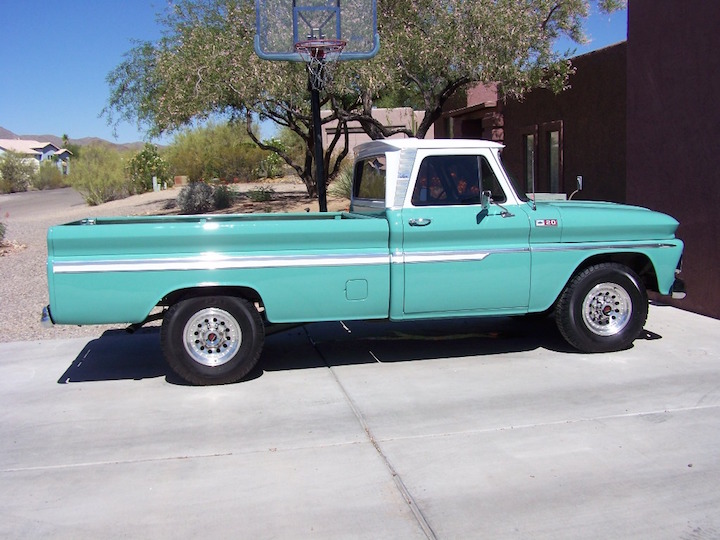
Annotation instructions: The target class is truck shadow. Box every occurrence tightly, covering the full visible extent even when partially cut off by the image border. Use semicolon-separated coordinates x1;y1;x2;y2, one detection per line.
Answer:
263;316;575;373
57;316;664;384
57;327;179;385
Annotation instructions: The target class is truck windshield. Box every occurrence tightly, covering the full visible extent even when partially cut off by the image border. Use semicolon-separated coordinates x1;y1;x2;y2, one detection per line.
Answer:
499;154;530;202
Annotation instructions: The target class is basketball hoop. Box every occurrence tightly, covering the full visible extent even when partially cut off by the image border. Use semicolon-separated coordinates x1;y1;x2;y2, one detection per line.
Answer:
294;39;346;91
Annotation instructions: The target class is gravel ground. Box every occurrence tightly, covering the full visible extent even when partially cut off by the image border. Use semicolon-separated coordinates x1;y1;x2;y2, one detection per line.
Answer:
0;188;179;343
0;183;346;344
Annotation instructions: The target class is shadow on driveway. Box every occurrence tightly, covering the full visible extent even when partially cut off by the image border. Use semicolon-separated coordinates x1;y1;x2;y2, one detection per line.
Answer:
56;327;176;385
56;316;664;385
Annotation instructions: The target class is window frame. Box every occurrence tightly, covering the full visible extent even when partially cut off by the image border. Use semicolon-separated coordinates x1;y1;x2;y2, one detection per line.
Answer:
541;120;563;194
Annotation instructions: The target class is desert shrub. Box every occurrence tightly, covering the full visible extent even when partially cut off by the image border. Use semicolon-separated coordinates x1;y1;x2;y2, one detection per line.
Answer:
213;184;233;210
0;220;5;242
257;138;285;178
177;181;214;214
247;186;274;202
0;151;36;193
67;145;130;205
329;163;353;199
127;143;171;194
32;161;67;190
166;122;269;182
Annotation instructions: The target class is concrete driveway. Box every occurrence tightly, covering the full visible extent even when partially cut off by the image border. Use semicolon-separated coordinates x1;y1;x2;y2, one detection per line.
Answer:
1;304;719;539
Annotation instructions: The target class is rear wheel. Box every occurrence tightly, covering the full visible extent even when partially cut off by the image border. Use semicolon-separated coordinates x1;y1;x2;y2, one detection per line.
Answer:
161;296;264;385
556;263;648;352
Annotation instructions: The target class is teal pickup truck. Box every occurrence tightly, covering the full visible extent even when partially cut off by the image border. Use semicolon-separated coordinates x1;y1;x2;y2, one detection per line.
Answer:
43;139;685;385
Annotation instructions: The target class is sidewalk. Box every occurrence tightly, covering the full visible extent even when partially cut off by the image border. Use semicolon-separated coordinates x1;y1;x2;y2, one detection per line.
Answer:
1;305;719;538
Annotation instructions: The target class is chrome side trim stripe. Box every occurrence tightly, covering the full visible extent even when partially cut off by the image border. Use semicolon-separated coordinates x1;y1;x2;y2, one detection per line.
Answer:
53;253;390;274
531;242;679;253
392;247;528;264
52;241;678;274
401;251;490;264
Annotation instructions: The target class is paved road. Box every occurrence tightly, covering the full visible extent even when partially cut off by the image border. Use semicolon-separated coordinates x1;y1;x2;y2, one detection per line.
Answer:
1;304;719;539
0;187;87;221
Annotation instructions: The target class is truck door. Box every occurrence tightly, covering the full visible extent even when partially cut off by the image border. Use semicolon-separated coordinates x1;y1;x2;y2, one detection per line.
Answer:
400;153;531;315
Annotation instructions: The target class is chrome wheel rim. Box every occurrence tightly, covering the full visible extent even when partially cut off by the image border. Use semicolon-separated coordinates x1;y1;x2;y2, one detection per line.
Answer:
582;282;632;336
183;308;242;367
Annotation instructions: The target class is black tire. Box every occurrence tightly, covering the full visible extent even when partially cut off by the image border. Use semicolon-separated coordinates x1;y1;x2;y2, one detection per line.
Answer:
161;296;265;385
555;263;648;353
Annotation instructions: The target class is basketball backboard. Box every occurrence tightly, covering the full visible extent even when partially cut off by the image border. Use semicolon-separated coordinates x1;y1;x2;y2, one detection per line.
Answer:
254;0;379;61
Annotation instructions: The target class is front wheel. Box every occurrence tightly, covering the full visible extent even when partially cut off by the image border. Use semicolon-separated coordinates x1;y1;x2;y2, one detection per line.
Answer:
555;263;648;353
161;296;265;385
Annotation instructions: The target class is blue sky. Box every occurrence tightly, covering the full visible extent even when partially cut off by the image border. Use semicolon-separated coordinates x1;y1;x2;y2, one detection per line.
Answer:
0;2;626;145
0;1;167;144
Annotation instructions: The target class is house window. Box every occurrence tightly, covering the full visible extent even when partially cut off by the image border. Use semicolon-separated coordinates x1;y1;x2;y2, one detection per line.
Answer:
548;130;560;192
523;133;536;193
540;120;563;193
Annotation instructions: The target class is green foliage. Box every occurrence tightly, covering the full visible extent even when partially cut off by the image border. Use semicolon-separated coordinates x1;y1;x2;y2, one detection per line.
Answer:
275;128;306;169
373;86;425;110
32;161;67;190
0;151;37;193
246;186;274;202
0;220;5;242
177;181;214;214
213;183;234;209
61;134;82;159
257;138;285;178
328;163;353;200
165;122;269;182
127;143;171;193
68;145;129;206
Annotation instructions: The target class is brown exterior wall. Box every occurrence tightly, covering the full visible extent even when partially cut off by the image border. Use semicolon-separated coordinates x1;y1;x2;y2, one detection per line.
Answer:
502;43;627;202
626;1;720;318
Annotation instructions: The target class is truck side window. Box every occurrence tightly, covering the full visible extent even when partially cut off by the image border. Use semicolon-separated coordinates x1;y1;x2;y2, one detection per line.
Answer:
354;156;386;200
411;155;506;206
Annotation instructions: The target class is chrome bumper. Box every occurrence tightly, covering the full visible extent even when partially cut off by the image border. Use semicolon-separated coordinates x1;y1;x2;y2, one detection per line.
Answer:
41;305;55;328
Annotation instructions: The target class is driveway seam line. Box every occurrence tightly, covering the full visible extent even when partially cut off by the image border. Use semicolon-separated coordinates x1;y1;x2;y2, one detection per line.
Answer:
303;326;438;540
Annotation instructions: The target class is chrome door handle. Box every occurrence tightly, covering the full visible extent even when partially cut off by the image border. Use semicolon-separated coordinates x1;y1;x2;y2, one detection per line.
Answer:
408;218;432;227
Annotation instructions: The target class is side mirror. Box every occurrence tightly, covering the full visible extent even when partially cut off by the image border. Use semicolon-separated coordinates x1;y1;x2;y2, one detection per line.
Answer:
569;176;583;200
481;190;492;211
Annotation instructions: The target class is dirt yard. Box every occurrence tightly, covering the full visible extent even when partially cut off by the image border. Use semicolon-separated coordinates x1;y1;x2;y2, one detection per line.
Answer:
167;178;350;215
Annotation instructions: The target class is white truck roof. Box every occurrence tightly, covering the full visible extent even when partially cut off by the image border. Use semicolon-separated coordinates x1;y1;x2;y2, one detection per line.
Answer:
354;138;504;160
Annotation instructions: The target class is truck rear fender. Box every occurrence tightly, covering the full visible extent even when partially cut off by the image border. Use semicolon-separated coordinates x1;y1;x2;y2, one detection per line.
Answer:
160;286;265;317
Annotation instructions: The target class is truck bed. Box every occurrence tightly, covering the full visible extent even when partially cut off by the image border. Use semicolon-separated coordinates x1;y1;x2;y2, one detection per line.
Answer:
47;212;391;325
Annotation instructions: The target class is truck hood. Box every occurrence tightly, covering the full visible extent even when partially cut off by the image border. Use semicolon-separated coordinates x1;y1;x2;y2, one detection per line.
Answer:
537;200;680;242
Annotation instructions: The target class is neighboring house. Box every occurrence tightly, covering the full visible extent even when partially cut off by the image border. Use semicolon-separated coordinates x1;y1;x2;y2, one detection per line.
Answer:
434;0;720;319
0;139;72;175
321;107;433;153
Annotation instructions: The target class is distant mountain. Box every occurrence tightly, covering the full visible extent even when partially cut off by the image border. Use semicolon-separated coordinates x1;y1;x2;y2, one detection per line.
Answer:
0;127;18;139
0;126;145;151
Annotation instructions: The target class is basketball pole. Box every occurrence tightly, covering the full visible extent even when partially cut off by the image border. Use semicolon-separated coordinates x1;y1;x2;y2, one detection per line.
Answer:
310;82;328;212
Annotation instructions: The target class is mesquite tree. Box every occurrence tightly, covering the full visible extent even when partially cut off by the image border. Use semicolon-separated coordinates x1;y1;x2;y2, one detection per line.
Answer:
105;0;624;196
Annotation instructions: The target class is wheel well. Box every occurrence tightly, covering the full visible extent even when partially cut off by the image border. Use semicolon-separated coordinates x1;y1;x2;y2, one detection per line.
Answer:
573;253;659;292
159;286;264;312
